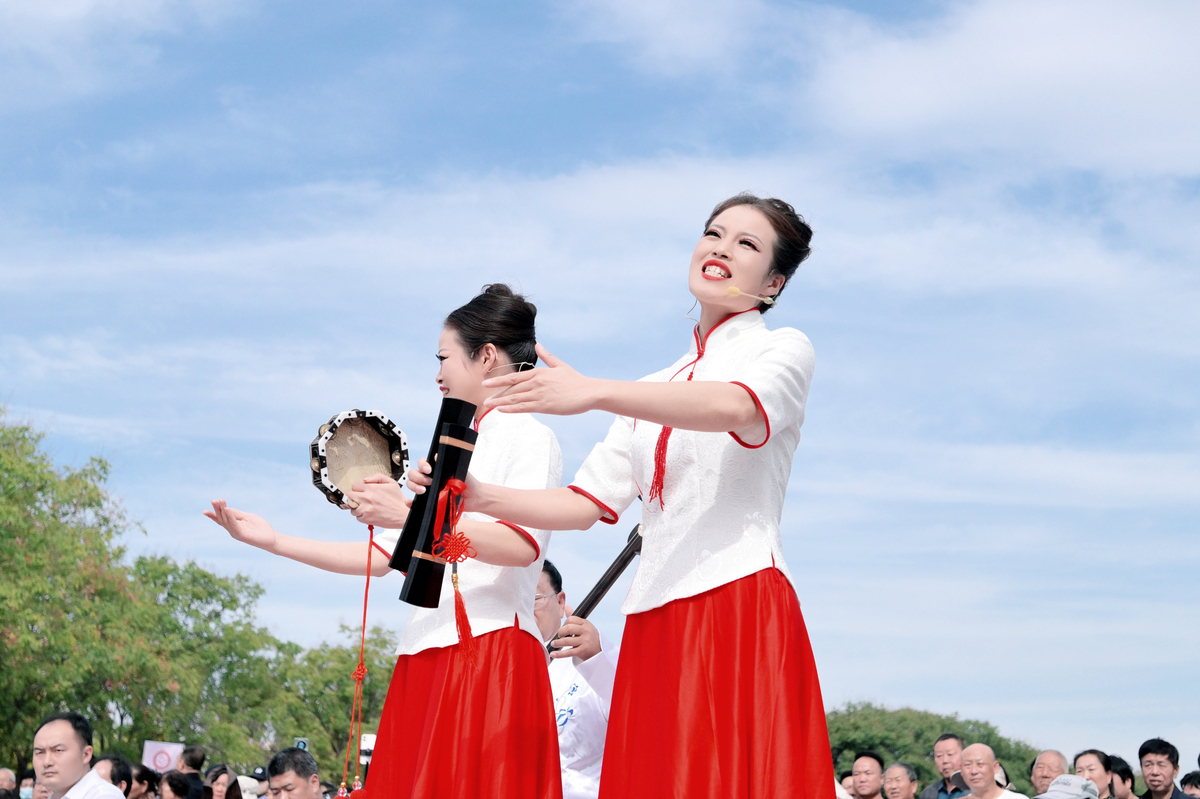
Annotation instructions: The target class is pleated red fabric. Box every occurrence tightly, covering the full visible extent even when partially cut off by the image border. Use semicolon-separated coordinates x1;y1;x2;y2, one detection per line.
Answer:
599;568;835;799
364;623;562;799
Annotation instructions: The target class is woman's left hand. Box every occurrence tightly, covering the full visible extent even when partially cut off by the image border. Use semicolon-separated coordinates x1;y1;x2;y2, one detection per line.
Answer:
482;344;598;416
349;473;411;527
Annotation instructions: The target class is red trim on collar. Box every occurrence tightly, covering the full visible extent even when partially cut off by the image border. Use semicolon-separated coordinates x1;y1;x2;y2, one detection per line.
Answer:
728;381;771;448
496;520;540;558
473;407;496;432
672;308;759;382
568;485;619;524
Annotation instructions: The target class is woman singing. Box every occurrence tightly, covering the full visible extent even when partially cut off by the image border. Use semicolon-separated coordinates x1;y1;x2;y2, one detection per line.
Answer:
429;195;835;799
206;284;563;799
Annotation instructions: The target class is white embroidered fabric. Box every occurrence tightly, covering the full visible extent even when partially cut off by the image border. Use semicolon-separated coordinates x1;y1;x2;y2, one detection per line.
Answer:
374;410;563;655
570;310;815;615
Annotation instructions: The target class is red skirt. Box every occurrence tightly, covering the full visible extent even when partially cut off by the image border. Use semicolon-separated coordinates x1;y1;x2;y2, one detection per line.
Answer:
599;568;835;799
364;623;562;799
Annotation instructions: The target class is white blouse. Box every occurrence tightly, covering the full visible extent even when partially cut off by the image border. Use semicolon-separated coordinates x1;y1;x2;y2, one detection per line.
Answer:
374;409;563;656
550;635;617;799
569;309;815;615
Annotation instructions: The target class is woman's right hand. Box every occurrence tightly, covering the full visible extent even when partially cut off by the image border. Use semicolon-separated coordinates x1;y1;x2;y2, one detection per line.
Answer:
204;500;279;551
406;457;434;495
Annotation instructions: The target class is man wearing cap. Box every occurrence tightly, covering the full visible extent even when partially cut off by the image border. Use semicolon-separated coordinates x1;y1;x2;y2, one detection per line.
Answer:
921;735;970;799
1032;752;1070;796
250;768;268;799
1139;739;1187;799
1037;775;1100;799
961;744;1027;799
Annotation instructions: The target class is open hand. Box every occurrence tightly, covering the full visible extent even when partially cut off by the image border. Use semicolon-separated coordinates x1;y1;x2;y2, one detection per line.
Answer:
349;474;411;527
481;344;597;416
205;500;279;551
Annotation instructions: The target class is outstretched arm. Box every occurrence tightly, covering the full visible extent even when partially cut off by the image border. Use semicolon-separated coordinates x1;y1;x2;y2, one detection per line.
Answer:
205;500;393;576
408;458;604;532
482;344;760;432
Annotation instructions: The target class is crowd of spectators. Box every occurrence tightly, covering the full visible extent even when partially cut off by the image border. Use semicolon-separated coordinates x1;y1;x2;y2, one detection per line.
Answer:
838;734;1200;799
6;711;1200;799
2;713;333;799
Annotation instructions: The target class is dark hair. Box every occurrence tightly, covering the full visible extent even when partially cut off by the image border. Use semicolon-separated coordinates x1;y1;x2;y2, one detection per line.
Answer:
541;559;563;594
268;748;319;781
35;712;92;749
888;763;919;783
1075;750;1112;773
96;754;133;797
0;790;17;799
444;284;538;370
1180;772;1200;790
705;193;813;312
1109;756;1134;786
855;751;887;773
180;746;205;771
1139;739;1179;768
131;765;160;795
205;766;242;799
841;770;854;782
162;772;191;799
935;733;965;749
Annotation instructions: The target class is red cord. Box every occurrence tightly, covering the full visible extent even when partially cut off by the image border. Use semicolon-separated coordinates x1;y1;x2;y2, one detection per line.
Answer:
341;525;374;796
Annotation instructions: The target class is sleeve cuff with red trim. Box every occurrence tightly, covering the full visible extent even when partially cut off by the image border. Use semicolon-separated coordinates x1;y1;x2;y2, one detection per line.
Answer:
496;520;541;558
568;485;619;524
728;380;771;449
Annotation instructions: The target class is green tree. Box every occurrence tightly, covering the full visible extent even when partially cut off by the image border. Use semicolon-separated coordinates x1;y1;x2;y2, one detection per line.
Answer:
827;702;1040;796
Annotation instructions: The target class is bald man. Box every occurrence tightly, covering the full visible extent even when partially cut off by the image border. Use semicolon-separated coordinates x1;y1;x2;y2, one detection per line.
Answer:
962;744;1028;799
1032;752;1070;796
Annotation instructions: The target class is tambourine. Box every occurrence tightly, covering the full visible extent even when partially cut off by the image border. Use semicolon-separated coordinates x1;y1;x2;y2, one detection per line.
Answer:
310;410;410;509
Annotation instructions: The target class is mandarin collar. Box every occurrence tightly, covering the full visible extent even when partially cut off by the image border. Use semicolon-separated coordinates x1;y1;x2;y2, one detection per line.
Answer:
688;309;764;356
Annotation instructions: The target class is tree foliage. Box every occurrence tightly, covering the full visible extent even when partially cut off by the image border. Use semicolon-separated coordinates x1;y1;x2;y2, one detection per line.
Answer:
827;702;1041;796
0;415;393;780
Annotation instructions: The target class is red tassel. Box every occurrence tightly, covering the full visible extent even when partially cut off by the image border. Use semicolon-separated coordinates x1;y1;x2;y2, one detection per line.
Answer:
647;425;672;509
452;568;477;668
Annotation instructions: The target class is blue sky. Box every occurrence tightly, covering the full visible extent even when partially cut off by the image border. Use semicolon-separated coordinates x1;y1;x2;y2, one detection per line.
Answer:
3;0;1199;771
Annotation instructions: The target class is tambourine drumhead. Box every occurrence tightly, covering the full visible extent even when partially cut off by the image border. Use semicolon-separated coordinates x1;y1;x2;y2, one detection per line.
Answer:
310;410;409;510
326;418;392;497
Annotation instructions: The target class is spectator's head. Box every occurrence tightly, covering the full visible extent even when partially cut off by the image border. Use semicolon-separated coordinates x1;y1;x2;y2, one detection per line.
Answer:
1139;739;1180;798
250;768;268;798
962;744;1001;798
1032;751;1070;796
842;770;857;798
160;772;191;799
235;776;258;799
1108;756;1135;799
93;754;133;797
1179;772;1200;799
32;712;94;798
1037;775;1100;799
535;560;567;643
1074;751;1113;799
934;734;966;780
176;747;205;775
266;749;321;799
853;751;886;799
1;770;17;791
128;766;159;799
205;767;241;799
20;770;36;792
884;763;920;799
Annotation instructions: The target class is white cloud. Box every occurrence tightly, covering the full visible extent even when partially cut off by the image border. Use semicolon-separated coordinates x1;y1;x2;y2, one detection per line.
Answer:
0;0;251;111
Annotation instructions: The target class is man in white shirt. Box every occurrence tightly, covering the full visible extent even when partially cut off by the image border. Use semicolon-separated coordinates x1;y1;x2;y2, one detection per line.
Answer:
31;713;125;799
962;744;1028;799
536;560;618;799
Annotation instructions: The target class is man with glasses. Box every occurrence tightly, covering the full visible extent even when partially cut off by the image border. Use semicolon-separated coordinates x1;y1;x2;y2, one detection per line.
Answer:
534;560;617;799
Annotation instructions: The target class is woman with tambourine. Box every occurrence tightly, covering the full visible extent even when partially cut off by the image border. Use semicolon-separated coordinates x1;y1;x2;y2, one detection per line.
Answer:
436;195;836;799
206;284;563;799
